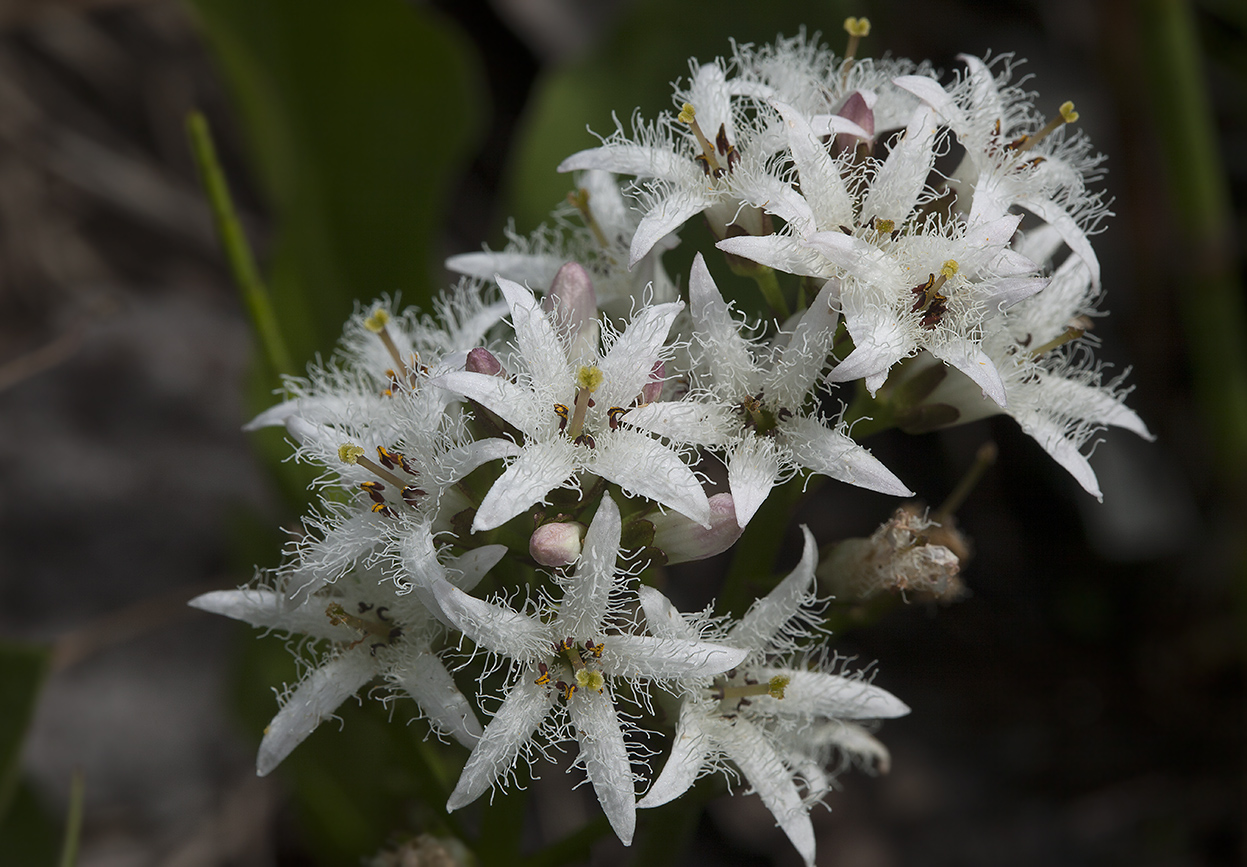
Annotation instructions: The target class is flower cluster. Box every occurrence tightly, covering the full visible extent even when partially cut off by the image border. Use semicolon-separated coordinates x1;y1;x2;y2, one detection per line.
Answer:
194;23;1150;866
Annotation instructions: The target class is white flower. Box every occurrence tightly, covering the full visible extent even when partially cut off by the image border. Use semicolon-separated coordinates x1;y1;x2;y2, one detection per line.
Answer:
434;276;716;532
188;544;505;775
674;253;912;526
637;526;909;867
430;495;747;845
718;100;1047;404
446;170;680;310
895;54;1110;287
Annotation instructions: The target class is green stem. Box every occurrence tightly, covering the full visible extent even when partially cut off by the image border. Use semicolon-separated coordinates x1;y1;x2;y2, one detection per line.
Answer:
718;476;809;617
57;770;84;867
185;111;295;378
751;265;790;320
841;383;896;440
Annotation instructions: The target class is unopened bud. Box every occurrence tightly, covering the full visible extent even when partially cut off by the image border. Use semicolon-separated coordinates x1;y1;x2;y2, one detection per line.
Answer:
530;521;586;568
651;494;742;564
818;507;964;602
543;262;599;361
833;89;875;155
466;347;503;376
641;360;665;404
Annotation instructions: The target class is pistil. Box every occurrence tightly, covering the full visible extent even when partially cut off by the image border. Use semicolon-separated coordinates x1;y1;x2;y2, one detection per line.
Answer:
1014;101;1079;153
364;308;412;384
710;674;790;702
567;187;612;249
1028;324;1086;358
678;103;723;177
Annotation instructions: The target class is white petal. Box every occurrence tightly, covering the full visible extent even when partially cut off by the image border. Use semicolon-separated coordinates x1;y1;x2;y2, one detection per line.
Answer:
558;145;693;183
447;673;556;811
804;230;903;288
439;437;524;485
568;688;636;845
591;429;710;527
726;436;781;528
445;545;509;593
433;370;541;438
256;649;377;776
597;302;683;409
728;526;817;653
637;702;713;808
189;589;341;641
630;191;711;266
774;101;854;230
1016;195;1101;287
723;717;816;867
473;441;578;532
768;278;839;409
753;669;910;719
782;416;914;496
929;337;1008;407
1017;412;1102;500
716;234;826;278
555;494;622;640
445;251;564;287
859;104;939;226
390;653;482;747
1032;375;1154;440
893;74;966;131
430;580;551;661
621;400;735;446
603;635;746;679
498;276;573;386
808;720;893;773
637;585;699;642
689;253;762;397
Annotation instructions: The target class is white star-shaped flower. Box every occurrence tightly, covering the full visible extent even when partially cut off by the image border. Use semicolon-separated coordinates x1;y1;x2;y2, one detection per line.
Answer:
430;495;747;844
666;253;911;526
435;276;717;532
636;526;909;866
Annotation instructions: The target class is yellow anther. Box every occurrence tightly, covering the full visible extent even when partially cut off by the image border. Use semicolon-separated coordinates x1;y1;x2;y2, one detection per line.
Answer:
1059;101;1079;123
767;675;791;700
339;443;365;464
576;365;604;391
940;260;960;279
364;309;390;333
576;668;605;693
843;16;871;37
678;103;697;125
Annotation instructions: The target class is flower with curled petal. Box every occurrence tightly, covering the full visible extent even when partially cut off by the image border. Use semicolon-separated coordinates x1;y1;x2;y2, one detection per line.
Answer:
434;275;720;532
666;253;911;527
430;495;748;845
189;543;505;776
636;526;909;867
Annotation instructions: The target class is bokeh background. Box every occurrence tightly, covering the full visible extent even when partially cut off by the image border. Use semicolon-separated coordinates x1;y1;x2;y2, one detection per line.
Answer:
0;0;1243;865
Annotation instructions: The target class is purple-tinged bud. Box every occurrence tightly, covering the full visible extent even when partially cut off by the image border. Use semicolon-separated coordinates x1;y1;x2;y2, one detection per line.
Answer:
466;347;503;376
530;521;586;568
641;360;665;404
543;262;599;360
833;89;875;155
651;494;742;564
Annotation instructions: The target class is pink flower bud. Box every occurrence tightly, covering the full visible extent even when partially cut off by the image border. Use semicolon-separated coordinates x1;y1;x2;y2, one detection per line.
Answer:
651;494;742;564
641;360;665;404
530;521;586;568
833;89;875;155
466;347;503;376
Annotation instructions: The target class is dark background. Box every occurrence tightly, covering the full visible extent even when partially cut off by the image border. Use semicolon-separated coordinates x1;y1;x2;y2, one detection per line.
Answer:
0;0;1242;864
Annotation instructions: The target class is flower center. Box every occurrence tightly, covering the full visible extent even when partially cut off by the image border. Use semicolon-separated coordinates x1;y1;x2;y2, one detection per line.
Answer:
533;638;606;701
325;601;403;654
679;103;739;179
736;392;791;437
338;442;425;515
909;259;959;330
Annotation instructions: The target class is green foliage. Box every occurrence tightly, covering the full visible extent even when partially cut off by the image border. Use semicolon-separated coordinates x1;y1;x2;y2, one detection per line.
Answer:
186;0;486;369
0;639;50;820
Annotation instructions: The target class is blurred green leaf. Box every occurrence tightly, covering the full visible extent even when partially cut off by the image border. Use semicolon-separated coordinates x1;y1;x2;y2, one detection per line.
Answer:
186;0;486;367
0;639;50;821
57;771;84;867
0;780;60;867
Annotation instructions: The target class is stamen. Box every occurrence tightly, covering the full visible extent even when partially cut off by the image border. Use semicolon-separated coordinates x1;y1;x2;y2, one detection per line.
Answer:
364;308;412;383
535;662;551;687
567;188;612;249
1014;101;1079;153
1028;324;1086;358
566;366;601;441
843;16;871;62
339;441;415;491
678;103;724;177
